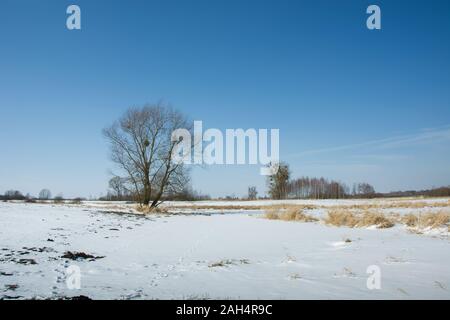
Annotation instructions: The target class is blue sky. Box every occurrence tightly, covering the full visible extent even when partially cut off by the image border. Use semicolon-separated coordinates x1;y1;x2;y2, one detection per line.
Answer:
1;0;450;198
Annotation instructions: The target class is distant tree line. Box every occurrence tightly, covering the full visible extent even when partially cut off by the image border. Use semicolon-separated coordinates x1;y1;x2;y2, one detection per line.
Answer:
377;186;450;198
100;177;210;202
287;177;350;199
0;190;26;201
0;189;84;203
267;162;377;199
265;162;450;200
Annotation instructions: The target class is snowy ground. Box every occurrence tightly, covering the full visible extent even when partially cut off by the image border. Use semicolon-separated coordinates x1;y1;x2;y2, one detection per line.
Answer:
0;200;449;299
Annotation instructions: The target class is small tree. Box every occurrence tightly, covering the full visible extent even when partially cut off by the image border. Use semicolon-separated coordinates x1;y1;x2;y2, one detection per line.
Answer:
108;177;126;200
39;189;52;200
53;193;64;203
267;162;290;200
357;183;375;197
248;186;258;200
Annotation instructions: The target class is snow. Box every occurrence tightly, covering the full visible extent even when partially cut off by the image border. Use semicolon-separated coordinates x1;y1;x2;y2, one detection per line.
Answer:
1;200;449;299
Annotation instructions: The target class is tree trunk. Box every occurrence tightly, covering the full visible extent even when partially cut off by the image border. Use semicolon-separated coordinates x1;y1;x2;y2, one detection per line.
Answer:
142;194;150;206
150;199;159;208
142;184;151;206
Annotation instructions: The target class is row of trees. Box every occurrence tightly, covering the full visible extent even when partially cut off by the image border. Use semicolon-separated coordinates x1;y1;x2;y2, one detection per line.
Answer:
4;104;447;205
102;104;448;204
102;176;210;202
0;190;27;201
381;186;450;198
287;177;349;199
0;189;64;201
267;162;376;199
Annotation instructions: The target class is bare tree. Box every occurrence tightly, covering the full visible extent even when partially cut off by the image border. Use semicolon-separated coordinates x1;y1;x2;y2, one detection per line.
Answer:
108;177;126;199
53;193;64;203
103;104;191;207
286;177;349;199
355;182;375;197
39;189;52;200
248;186;258;200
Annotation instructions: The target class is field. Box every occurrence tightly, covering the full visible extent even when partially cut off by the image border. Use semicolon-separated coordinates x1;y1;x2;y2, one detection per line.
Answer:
1;198;449;299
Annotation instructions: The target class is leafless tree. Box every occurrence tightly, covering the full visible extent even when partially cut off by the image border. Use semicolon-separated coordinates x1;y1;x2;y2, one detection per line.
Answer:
108;177;126;199
248;186;258;200
354;182;376;197
39;189;52;200
53;193;64;203
287;177;349;199
103;104;191;207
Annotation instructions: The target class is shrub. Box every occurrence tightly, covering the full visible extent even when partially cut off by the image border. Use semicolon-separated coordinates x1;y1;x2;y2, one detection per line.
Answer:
70;198;83;205
53;197;64;204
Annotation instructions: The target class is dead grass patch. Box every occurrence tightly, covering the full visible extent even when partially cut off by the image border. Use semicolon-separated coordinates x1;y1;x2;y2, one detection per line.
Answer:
167;203;318;211
401;214;419;227
264;211;280;220
325;209;394;229
421;211;450;228
328;200;450;211
264;207;318;222
164;198;450;213
400;211;449;229
359;211;395;228
136;205;168;214
325;209;359;228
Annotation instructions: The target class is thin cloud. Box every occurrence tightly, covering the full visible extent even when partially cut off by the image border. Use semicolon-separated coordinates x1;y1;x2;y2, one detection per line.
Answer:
288;125;450;158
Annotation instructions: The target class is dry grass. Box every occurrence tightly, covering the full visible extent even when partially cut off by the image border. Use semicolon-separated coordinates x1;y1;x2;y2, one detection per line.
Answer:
264;207;318;222
401;214;419;227
421;211;450;228
387;201;450;209
136;205;168;214
325;209;449;230
325;209;394;229
400;211;449;229
330;200;450;211
164;198;450;214
167;203;319;211
171;205;265;211
359;211;395;228
264;211;280;220
325;209;359;228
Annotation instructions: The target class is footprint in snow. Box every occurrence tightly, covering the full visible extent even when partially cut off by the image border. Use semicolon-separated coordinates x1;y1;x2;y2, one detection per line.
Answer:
384;256;409;265
334;267;357;278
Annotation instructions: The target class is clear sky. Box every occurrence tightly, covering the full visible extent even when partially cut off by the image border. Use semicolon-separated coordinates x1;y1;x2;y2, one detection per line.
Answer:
1;0;450;198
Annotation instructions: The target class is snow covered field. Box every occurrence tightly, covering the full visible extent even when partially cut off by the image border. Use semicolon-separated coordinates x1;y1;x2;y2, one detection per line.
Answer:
1;199;449;300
